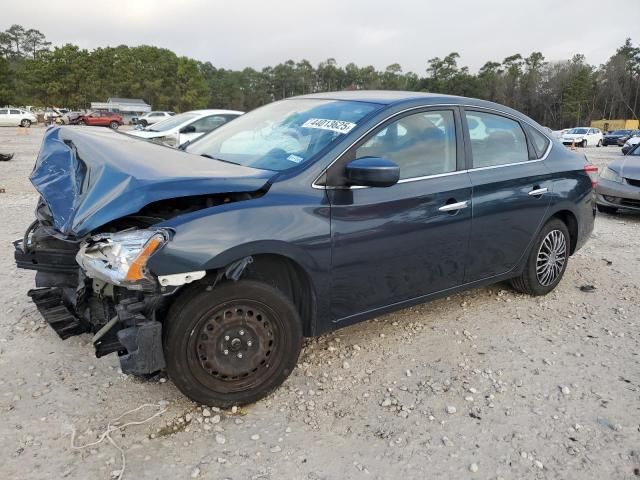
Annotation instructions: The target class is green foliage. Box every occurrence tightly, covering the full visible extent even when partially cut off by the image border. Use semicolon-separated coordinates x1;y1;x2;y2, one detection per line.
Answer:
0;25;638;128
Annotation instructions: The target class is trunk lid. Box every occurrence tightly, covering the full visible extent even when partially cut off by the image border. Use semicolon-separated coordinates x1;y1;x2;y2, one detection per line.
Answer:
31;126;274;238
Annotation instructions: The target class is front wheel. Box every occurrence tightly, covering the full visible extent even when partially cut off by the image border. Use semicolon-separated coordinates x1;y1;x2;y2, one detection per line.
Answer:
20;119;31;128
164;280;303;407
510;219;570;296
581;140;588;148
109;121;119;129
77;120;86;126
597;139;602;147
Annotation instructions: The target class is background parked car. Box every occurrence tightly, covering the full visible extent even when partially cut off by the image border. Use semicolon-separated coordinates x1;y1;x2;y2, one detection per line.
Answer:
77;111;124;129
126;109;243;147
622;136;640;154
59;111;84;125
596;143;640;214
560;127;603;147
602;129;639;146
0;107;37;127
135;111;176;127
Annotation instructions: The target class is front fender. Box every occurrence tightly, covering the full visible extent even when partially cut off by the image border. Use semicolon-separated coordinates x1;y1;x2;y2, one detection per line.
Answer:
146;190;331;279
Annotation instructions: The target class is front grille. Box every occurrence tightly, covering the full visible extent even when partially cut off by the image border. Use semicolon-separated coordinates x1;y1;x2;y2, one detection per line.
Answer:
620;198;640;208
625;178;640;188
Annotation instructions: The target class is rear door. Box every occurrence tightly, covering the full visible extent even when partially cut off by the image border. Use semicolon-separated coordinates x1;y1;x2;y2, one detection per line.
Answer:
10;109;22;126
463;109;553;282
327;107;472;321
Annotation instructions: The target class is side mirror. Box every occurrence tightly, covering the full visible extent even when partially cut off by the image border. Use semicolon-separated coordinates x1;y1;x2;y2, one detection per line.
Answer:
345;157;400;187
180;125;196;134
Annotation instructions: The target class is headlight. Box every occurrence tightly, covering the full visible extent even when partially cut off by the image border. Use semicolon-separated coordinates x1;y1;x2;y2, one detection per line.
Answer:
599;167;622;183
76;229;168;289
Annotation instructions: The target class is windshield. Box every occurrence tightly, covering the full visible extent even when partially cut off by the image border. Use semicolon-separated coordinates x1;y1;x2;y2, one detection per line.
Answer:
146;112;199;132
568;128;588;134
186;99;379;171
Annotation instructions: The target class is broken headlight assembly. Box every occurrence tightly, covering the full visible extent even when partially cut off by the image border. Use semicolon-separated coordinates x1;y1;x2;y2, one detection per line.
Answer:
76;229;168;290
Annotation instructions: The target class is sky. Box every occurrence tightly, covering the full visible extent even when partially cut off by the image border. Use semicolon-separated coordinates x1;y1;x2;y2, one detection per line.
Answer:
4;0;638;73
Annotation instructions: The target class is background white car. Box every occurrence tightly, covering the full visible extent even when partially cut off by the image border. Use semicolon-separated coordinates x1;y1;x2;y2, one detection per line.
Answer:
126;109;243;147
135;111;176;127
0;108;37;127
560;127;603;147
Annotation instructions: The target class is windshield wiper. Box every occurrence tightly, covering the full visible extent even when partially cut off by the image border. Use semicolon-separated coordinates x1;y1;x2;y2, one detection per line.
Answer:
199;153;240;165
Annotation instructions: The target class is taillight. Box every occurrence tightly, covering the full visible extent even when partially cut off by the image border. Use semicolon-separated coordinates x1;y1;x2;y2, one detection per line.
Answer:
584;164;598;188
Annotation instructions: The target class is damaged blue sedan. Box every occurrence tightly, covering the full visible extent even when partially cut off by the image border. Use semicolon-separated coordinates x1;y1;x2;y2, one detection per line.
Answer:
15;91;596;406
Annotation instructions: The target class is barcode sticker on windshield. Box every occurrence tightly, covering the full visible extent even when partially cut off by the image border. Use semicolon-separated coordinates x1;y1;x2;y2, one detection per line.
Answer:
302;118;357;134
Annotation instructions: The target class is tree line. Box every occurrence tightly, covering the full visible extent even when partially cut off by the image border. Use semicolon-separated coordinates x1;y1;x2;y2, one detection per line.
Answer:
1;24;638;129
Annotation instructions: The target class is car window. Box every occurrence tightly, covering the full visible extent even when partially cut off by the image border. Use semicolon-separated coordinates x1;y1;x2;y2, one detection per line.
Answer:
355;110;457;179
466;111;529;168
0;109;7;114
10;109;21;115
190;115;229;133
148;112;199;132
525;125;550;158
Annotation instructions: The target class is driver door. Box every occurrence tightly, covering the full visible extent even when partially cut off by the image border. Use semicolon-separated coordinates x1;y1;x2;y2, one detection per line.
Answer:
326;108;472;322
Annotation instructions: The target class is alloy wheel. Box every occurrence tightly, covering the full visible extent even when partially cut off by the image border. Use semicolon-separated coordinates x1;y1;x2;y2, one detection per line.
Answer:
536;229;567;286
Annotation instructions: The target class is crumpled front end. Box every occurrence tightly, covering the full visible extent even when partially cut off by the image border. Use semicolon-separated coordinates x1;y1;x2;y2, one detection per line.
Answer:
14;222;176;374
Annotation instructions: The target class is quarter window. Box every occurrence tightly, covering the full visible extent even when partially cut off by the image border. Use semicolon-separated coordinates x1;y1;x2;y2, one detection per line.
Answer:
525;125;550;159
10;109;20;114
355;110;457;179
465;111;528;168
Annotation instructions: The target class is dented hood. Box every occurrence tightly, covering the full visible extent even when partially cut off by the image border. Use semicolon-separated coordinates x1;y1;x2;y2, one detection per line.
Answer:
30;127;274;238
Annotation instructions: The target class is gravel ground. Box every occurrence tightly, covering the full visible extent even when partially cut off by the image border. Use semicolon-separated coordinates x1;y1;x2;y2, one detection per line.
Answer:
0;126;639;480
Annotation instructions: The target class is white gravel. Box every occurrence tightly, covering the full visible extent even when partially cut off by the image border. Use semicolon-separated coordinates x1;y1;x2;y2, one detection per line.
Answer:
0;127;639;479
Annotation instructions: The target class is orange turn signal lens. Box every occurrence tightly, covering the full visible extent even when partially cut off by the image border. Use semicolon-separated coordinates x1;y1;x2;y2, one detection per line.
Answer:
124;236;164;282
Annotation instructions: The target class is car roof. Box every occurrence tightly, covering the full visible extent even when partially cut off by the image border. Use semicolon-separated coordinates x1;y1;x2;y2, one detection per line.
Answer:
291;90;533;122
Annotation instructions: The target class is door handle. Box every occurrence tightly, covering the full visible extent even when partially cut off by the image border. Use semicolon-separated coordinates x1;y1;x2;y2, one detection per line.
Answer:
528;187;548;197
438;200;469;212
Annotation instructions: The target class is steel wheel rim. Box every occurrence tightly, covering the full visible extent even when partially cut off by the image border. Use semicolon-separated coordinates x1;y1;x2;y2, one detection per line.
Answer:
536;229;567;286
186;300;282;394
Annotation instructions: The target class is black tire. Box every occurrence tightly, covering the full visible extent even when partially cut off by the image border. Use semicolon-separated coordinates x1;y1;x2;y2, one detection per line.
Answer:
139;119;148;127
581;140;588;148
109;121;119;130
164;279;303;407
510;219;570;296
596;139;602;147
597;204;618;214
77;120;86;126
20;119;31;128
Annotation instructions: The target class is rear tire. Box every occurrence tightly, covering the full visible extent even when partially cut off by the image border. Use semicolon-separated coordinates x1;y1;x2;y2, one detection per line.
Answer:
597;204;618;214
77;120;86;126
164;280;303;407
581;140;588;148
510;219;570;296
20;119;31;128
109;121;119;129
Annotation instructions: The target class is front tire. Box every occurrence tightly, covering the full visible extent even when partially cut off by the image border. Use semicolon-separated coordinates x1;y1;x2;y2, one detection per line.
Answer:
77;120;86;126
139;120;148;127
597;139;602;147
164;280;303;407
581;140;588;148
510;219;570;296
